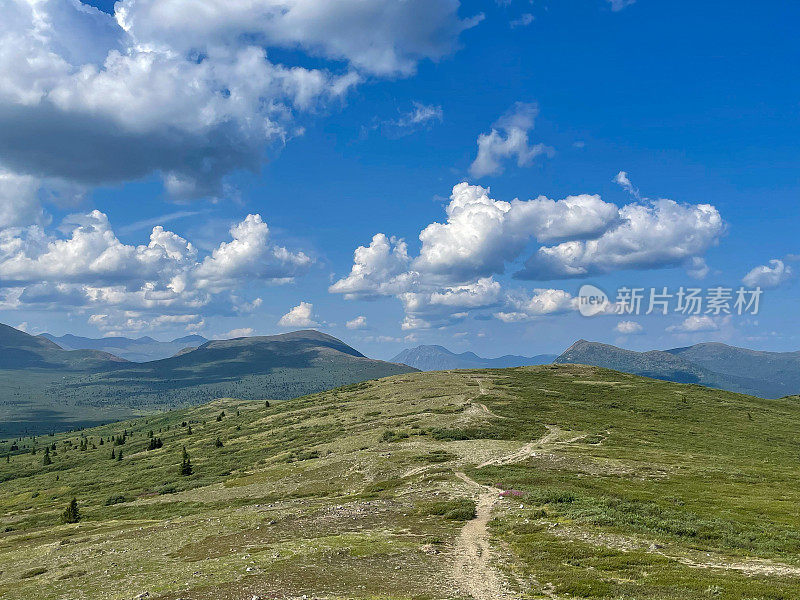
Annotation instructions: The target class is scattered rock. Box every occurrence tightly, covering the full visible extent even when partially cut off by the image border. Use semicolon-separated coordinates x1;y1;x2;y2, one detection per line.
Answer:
420;543;440;555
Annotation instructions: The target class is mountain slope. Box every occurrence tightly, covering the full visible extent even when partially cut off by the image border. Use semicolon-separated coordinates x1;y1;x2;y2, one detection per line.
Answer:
555;339;796;398
41;333;209;362
667;342;800;392
0;324;416;436
0;323;126;370
2;365;800;599
392;344;556;371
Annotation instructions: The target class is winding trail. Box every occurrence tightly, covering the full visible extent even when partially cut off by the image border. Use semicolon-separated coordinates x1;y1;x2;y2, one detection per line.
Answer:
478;425;587;469
452;424;586;599
451;380;588;598
453;471;508;600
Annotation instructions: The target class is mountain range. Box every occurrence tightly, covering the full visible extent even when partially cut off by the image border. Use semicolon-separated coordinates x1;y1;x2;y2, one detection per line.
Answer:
5;320;800;436
391;345;557;371
41;333;209;362
0;323;415;436
555;339;800;399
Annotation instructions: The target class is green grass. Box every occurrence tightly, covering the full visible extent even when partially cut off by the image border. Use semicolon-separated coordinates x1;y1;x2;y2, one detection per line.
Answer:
0;364;799;599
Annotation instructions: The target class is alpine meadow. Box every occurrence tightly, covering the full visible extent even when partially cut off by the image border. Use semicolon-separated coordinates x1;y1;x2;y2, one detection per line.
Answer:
1;1;799;599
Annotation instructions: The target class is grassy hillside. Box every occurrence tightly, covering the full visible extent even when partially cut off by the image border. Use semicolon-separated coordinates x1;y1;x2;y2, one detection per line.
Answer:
1;365;799;599
0;327;416;437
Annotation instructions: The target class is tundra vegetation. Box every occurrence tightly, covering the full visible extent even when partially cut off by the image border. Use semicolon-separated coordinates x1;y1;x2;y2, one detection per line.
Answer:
0;365;799;599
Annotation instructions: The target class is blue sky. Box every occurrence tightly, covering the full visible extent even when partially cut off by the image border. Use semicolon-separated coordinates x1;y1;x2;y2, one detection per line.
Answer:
0;0;798;359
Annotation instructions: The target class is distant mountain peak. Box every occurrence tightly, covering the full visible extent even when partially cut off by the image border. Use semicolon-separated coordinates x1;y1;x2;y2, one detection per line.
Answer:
391;344;556;371
556;339;800;399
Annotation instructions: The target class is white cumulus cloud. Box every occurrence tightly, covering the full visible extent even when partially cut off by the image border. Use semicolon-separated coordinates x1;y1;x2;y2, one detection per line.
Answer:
742;259;792;289
518;199;724;279
413;183;619;281
278;301;318;328
0;210;311;332
494;288;576;322
469;103;553;178
216;327;255;339
329;233;413;299
0;0;478;198
345;315;368;330
331;178;724;330
0;170;46;228
667;315;720;334
615;320;643;334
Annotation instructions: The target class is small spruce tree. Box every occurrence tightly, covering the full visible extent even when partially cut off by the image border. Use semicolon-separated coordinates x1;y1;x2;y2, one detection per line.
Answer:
214;437;224;448
116;449;123;461
62;498;80;524
42;447;52;466
110;448;115;460
180;446;193;476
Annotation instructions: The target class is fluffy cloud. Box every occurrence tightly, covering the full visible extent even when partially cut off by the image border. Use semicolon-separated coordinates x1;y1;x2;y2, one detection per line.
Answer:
615;320;643;334
518;199;724;279
345;315;368;330
194;214;311;292
469;103;553;178
742;259;792;289
278;301;318;328
666;315;720;334
89;312;205;334
328;181;610;325
115;0;481;77
0;170;46;228
613;170;639;198
329;234;414;299
414;183;619;280
0;0;478;198
216;327;255;339
685;256;710;280
494;288;576;322
396;277;503;329
0;210;310;329
332;179;723;329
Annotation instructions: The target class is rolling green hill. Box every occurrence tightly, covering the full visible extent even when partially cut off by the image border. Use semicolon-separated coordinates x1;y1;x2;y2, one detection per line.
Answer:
555;339;796;398
0;325;416;436
1;365;799;599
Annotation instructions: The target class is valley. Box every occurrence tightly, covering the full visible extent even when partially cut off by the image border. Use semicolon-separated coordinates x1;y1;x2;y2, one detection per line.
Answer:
0;325;415;436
